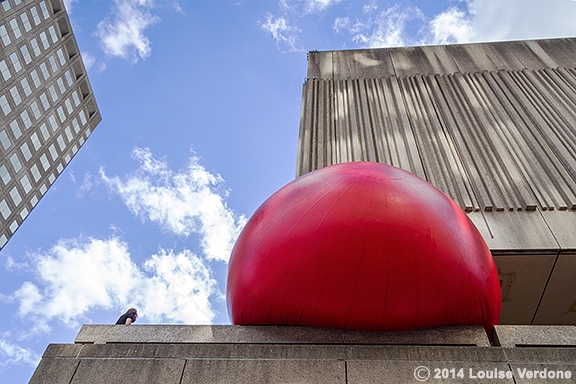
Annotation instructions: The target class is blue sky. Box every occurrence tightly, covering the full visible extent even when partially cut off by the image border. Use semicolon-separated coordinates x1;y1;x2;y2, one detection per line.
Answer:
1;0;576;381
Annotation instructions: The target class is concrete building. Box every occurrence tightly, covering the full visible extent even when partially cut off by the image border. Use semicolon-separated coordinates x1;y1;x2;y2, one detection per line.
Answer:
29;38;576;383
0;0;100;250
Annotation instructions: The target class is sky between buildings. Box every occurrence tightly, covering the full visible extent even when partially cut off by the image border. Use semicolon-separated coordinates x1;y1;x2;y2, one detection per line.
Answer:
1;0;576;381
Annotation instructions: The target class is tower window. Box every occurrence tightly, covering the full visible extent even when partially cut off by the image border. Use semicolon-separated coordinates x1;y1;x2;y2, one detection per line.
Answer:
20;44;32;64
10;153;22;173
20;110;32;129
21;174;32;194
0;60;11;81
30;69;41;88
9;18;22;39
9;120;21;139
0;130;11;150
9;52;22;73
31;164;41;182
21;142;32;161
10;186;22;206
30;38;41;57
0;25;10;47
20;13;32;32
39;31;49;50
0;95;12;115
20;77;31;97
9;86;22;106
30;7;41;26
0;200;10;220
0;165;11;185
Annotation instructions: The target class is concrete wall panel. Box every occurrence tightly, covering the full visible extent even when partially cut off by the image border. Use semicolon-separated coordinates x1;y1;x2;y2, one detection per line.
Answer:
181;359;346;384
29;358;79;384
509;364;575;384
348;361;514;383
70;359;185;384
533;255;576;325
493;254;557;324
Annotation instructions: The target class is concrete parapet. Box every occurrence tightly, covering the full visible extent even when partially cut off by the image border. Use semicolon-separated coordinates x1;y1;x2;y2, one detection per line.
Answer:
30;325;576;383
494;325;576;347
75;324;490;346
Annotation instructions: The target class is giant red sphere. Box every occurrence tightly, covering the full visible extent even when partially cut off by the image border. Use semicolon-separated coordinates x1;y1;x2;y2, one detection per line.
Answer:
227;162;501;332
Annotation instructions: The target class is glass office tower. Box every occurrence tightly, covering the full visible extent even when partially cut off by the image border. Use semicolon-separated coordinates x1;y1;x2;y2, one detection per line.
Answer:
0;0;100;249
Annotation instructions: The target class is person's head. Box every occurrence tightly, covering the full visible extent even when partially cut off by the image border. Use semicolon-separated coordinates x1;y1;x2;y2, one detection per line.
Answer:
126;308;137;320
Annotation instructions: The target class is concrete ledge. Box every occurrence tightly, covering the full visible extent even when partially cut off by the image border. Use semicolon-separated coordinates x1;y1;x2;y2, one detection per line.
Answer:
494;325;576;347
504;347;576;363
75;325;491;347
75;343;506;361
31;325;576;384
42;344;82;358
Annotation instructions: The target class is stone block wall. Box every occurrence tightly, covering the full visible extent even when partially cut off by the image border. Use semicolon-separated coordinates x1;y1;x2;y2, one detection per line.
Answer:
29;325;576;383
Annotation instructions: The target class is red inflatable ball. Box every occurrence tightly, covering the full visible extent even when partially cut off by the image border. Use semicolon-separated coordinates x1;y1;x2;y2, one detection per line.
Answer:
227;162;501;332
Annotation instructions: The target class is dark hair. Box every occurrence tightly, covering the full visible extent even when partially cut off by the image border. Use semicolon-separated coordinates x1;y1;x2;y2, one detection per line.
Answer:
125;308;137;321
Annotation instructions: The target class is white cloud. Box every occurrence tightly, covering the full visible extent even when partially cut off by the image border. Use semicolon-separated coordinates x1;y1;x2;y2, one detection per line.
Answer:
335;5;426;48
169;1;184;15
303;0;342;13
13;237;140;332
333;16;370;36
0;340;40;370
462;0;576;42
101;147;246;262
139;248;218;323
332;0;576;49
81;51;97;71
62;0;78;13
4;256;30;273
429;7;473;45
333;16;349;34
12;237;220;333
260;13;303;53
280;0;341;14
8;147;240;337
95;0;160;62
362;2;377;14
73;171;96;198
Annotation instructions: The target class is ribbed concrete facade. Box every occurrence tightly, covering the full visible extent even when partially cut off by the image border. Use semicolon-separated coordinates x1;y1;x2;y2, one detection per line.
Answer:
30;325;576;383
297;39;576;326
0;0;101;250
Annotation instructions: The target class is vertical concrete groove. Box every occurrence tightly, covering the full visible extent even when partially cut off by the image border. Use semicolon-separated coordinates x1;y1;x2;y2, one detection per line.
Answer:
530;250;561;325
427;74;481;212
486;71;558;211
68;358;81;384
178;359;187;384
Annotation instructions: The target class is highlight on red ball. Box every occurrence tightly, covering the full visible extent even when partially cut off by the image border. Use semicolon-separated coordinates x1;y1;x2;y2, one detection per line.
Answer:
226;161;501;333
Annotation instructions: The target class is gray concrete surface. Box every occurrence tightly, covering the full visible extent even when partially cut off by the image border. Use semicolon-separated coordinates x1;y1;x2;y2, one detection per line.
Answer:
494;325;576;347
180;360;346;384
75;324;491;346
30;325;576;383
